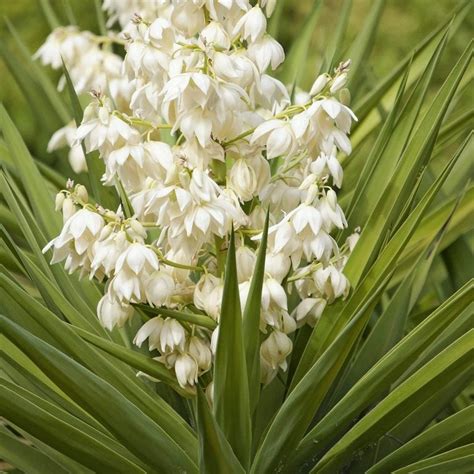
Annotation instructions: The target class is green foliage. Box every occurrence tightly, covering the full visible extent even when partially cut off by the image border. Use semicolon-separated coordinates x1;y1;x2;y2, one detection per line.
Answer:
0;1;472;473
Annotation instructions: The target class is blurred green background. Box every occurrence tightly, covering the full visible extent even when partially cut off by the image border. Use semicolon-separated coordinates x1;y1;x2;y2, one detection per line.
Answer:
0;0;471;153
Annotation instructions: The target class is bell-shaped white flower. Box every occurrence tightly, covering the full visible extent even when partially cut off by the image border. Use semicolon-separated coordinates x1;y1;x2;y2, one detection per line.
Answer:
133;316;164;351
97;294;134;331
43;209;105;270
175;353;199;388
247;35;284;72
187;336;212;372
251;119;298;159
159;318;187;353
200;21;231;49
233;5;267;42
293;297;326;327
260;330;292;370
145;271;176;307
313;265;350;303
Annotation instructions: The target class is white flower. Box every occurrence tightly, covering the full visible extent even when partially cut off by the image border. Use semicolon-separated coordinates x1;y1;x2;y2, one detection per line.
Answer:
175;353;199;388
43;209;104;266
145;271;176;307
160;318;187;353
233;5;267;42
48;123;87;173
109;243;159;303
97;295;134;331
200;21;231;49
313;265;350;303
251;119;298;159
91;229;129;278
318;190;347;231
311;151;344;188
34;26;94;69
187;336;212;372
309;74;329;96
115;242;159;275
134;317;164;351
194;274;223;321
228;155;270;202
260;330;292;370
293;297;326;327
236;246;256;283
76;98;139;154
247;35;284;72
134;317;187;354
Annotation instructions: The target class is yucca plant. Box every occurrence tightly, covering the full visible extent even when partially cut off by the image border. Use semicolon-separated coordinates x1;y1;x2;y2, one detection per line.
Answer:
0;1;473;473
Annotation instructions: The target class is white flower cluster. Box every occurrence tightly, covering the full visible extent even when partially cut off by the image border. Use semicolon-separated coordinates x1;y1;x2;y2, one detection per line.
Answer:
40;0;359;389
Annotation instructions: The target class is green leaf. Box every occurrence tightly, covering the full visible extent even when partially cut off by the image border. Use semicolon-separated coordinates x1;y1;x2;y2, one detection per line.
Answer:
373;362;472;464
267;0;286;38
243;210;269;414
312;331;473;473
250;278;388;474
353;1;470;123
0;428;69;474
93;0;108;36
344;28;449;237
346;0;386;96
291;281;472;471
0;274;198;459
321;0;352;74
138;304;217;330
367;407;474;473
71;324;187;396
393;444;474;474
0;379;146;473
0;350;108;434
278;0;323;87
213;229;251;468
196;387;246;474
330;197;456;405
291;134;467;390
0;104;60;238
346;43;473;287
38;0;61;29
0;317;198;473
0;43;63;143
5;18;70;124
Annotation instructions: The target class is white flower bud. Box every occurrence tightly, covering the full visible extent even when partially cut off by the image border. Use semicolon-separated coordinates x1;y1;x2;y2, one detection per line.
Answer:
159;318;186;353
233;6;267;42
145;271;175;307
98;224;114;241
293;297;326;327
75;184;88;203
326;189;338;210
264;252;291;283
175;353;199;388
133;317;164;351
229;158;257;202
97;295;134;331
236;246;256;283
129;219;147;240
62;197;76;222
310;74;329;96
200;21;230;49
187;336;212;372
260;330;292;370
346;231;360;252
55;192;65;212
330;73;348;93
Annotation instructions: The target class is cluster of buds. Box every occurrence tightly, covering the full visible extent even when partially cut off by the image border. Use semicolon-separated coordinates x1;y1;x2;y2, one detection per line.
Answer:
39;0;359;389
